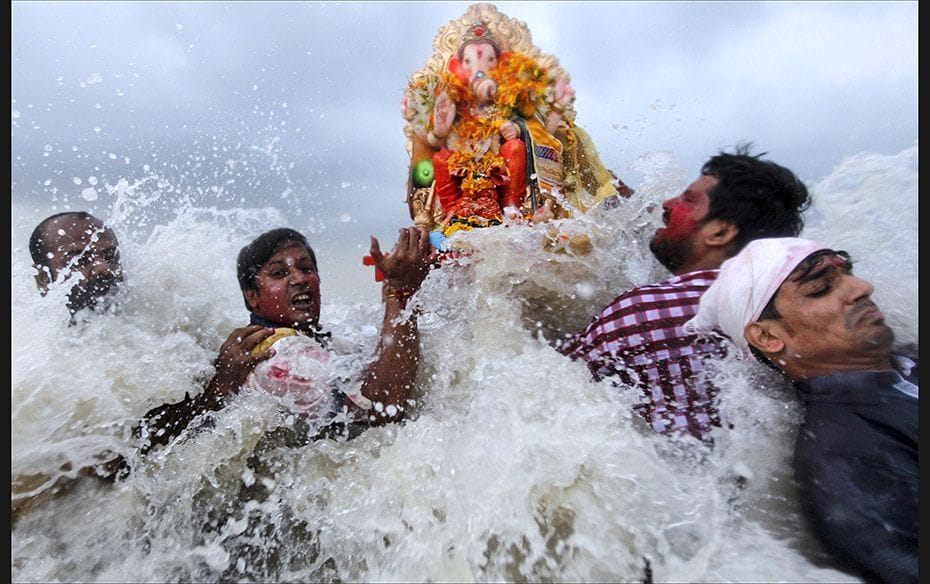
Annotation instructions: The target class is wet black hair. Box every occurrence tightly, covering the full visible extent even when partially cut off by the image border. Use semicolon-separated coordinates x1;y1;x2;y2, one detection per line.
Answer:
236;228;317;311
702;143;812;254
29;211;109;268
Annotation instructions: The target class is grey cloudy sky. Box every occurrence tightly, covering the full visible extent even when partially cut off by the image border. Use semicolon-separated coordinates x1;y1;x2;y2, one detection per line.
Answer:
11;1;918;247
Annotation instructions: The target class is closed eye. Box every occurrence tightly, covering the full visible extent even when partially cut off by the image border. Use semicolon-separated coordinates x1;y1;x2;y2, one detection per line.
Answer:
807;286;831;298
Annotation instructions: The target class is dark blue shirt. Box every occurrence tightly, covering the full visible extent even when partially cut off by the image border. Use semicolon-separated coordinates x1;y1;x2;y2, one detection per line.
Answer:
793;354;918;584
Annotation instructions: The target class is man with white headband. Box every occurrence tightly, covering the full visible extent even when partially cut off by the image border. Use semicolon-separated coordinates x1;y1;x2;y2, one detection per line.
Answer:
685;236;917;584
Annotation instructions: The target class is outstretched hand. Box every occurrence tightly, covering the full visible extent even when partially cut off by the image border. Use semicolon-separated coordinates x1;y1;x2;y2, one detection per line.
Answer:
369;227;435;292
531;198;556;224
400;94;414;121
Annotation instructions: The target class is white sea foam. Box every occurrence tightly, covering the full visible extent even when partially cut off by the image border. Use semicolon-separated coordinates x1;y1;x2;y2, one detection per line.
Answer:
11;146;915;582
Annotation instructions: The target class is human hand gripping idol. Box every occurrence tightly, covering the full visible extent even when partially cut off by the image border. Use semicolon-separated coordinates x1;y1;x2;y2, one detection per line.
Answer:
135;227;435;454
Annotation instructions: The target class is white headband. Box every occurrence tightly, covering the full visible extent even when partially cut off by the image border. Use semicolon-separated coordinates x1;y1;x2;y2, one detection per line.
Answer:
683;237;830;359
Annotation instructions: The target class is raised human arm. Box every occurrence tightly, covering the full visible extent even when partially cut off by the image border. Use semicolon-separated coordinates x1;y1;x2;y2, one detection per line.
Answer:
357;227;434;425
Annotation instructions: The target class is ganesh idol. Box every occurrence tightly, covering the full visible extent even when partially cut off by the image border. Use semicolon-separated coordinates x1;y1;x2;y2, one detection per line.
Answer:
401;3;627;241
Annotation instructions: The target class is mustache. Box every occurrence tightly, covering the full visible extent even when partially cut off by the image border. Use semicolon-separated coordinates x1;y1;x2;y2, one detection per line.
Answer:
846;300;880;327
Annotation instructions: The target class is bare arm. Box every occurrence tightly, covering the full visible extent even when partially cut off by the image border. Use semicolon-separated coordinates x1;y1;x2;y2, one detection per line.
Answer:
357;227;434;425
12;454;131;526
135;325;275;454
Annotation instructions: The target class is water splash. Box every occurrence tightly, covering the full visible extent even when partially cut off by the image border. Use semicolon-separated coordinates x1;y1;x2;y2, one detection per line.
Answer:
11;147;914;582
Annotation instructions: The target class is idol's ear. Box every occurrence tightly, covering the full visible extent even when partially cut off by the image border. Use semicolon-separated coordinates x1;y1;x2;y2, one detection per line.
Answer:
447;56;468;84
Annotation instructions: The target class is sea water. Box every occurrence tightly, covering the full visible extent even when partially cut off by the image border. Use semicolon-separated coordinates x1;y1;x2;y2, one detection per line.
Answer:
10;145;917;582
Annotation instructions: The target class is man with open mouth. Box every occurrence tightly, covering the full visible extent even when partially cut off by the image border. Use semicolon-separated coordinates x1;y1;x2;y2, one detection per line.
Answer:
136;225;436;453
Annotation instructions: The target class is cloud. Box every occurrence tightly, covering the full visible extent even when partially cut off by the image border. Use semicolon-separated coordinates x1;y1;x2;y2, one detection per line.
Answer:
12;1;918;245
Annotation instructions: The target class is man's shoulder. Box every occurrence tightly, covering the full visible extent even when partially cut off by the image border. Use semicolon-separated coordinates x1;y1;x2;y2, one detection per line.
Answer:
797;372;917;451
794;402;871;469
633;269;719;291
799;364;916;402
579;270;720;326
615;269;719;303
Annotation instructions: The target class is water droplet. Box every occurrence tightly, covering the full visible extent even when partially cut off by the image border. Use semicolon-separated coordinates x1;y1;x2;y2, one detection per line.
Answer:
575;281;595;299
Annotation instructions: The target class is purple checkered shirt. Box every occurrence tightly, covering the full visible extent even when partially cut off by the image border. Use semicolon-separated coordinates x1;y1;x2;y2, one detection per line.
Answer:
559;270;724;440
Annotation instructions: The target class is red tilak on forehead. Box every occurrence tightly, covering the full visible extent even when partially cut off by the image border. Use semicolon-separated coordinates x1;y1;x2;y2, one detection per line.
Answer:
476;47;484;59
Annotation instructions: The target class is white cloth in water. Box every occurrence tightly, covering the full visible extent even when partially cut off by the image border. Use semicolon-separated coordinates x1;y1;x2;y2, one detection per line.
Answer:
683;237;829;359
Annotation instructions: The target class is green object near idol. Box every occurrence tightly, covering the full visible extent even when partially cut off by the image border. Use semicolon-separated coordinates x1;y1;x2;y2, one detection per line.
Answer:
412;159;434;188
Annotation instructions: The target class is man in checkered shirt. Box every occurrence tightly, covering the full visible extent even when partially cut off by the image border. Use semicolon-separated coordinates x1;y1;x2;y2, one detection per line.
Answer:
560;145;812;441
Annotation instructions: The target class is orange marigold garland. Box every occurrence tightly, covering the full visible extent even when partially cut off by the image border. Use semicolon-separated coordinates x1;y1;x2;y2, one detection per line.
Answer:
435;51;557;200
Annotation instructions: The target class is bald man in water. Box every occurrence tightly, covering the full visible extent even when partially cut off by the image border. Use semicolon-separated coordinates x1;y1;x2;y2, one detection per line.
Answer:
15;212;128;522
29;211;124;320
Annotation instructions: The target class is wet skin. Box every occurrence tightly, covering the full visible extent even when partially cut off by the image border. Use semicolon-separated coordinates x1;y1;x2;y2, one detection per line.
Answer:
649;174;718;273
243;242;321;333
36;216;123;313
770;252;894;365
